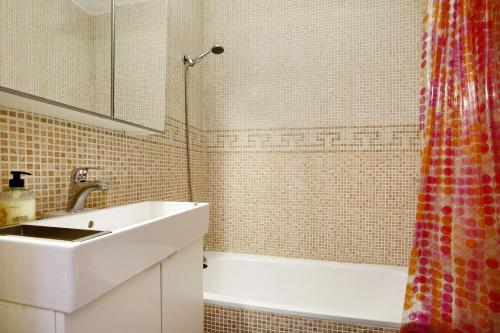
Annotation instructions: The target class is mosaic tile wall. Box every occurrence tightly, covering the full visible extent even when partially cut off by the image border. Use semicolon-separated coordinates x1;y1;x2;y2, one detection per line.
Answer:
93;9;112;116
1;0;169;129
94;0;168;129
204;304;399;333
0;0;95;111
203;0;422;266
0;0;206;217
114;0;166;130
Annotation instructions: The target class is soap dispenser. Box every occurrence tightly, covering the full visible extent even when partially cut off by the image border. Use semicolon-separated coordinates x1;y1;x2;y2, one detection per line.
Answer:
0;171;36;226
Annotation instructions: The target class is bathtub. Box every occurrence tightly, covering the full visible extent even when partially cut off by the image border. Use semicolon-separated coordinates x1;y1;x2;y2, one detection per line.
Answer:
203;252;407;328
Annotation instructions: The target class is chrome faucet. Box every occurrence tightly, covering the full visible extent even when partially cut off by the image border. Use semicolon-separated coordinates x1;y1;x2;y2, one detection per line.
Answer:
203;245;208;269
66;167;108;212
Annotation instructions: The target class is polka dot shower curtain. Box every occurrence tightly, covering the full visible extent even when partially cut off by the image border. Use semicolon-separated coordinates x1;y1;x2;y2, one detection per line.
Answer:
401;0;500;332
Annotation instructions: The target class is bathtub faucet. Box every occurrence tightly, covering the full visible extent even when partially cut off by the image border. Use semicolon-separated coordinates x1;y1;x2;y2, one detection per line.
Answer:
203;245;208;269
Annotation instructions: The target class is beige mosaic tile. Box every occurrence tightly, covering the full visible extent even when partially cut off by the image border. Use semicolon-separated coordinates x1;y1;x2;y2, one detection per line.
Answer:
92;11;112;116
202;0;421;265
202;0;421;130
205;304;241;333
2;0;170;129
204;149;418;266
1;0;96;111
113;0;167;130
0;0;206;217
204;304;399;333
0;108;206;218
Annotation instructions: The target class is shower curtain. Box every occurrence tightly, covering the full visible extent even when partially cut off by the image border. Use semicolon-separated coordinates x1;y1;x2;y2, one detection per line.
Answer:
401;0;500;332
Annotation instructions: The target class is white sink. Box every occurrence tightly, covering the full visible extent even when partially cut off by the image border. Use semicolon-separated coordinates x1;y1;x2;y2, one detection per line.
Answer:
0;201;209;313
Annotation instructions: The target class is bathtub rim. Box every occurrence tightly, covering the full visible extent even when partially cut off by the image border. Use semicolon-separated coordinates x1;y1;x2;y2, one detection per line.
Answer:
205;251;408;273
203;251;407;329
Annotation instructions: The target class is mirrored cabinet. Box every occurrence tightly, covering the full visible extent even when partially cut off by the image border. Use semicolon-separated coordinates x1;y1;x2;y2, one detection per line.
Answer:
0;0;166;134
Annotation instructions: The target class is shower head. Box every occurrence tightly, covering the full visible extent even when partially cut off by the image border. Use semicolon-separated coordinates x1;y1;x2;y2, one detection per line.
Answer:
211;45;224;54
184;45;224;67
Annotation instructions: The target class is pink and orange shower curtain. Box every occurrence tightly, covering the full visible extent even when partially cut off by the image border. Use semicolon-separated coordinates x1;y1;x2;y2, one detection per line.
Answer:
401;0;500;332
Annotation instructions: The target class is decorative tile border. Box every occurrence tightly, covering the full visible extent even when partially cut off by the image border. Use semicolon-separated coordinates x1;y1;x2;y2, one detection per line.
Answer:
206;125;418;153
204;304;399;333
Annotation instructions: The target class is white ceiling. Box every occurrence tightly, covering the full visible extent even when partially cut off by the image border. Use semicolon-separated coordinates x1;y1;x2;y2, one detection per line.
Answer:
72;0;155;15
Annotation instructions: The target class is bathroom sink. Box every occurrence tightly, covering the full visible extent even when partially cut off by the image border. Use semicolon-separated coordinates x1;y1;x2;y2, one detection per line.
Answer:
0;201;208;314
0;224;110;242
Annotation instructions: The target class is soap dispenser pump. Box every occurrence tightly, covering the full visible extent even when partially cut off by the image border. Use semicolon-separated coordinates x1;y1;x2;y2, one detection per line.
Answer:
0;171;36;226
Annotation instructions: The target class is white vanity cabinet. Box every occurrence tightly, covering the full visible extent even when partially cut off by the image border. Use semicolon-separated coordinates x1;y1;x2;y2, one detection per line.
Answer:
0;201;209;333
55;264;162;333
161;239;203;332
0;302;56;333
0;238;204;333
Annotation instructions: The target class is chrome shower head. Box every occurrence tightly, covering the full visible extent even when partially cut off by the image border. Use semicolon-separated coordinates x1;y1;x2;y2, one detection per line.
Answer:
184;45;224;67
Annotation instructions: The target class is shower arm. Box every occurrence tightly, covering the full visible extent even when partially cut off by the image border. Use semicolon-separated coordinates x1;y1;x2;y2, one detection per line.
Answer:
194;50;212;63
183;51;210;67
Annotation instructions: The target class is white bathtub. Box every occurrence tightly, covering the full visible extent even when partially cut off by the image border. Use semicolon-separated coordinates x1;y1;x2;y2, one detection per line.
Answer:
203;252;407;328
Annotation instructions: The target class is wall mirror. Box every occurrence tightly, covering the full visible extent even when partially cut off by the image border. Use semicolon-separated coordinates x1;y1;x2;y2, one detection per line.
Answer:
0;0;165;134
